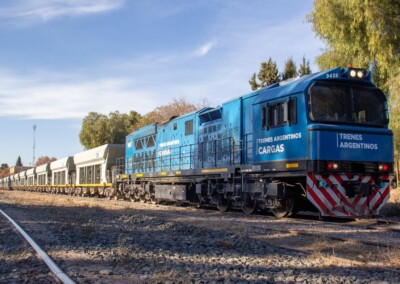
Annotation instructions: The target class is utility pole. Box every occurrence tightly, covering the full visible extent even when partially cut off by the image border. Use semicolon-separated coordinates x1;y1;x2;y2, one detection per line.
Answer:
32;124;36;166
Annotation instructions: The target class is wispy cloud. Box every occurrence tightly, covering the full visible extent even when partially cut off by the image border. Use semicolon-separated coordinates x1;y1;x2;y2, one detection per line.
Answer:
0;69;155;119
0;3;324;120
0;0;124;24
0;26;322;120
194;40;217;57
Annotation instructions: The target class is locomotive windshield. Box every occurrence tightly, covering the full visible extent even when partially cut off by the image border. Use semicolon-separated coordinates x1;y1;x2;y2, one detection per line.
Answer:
308;82;388;127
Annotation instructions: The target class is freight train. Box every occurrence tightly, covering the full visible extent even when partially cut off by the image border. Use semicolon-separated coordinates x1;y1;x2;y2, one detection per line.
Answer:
0;67;394;218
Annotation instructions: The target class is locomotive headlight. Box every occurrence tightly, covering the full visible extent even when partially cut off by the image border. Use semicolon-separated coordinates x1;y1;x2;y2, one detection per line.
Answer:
346;68;367;79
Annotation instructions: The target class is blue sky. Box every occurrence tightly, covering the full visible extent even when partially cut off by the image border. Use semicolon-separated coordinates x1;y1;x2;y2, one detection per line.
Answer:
0;0;324;166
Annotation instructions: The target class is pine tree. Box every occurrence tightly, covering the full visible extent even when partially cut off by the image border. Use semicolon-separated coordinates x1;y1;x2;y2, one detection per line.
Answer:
257;58;279;87
16;156;22;167
249;73;260;91
281;57;297;80
298;56;312;76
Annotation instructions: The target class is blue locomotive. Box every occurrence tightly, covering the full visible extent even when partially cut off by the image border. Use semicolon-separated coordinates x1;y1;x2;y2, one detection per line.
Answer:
0;67;394;217
117;66;394;217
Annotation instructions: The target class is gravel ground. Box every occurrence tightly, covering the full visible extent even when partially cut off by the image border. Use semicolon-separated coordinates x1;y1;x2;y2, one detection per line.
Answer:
0;190;399;283
0;212;57;283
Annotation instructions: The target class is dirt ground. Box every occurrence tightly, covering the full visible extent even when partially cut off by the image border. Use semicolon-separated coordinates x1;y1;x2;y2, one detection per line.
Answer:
0;189;399;283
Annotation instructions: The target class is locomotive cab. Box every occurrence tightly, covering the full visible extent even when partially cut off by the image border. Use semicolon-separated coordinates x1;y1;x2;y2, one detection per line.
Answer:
250;67;394;217
305;68;393;217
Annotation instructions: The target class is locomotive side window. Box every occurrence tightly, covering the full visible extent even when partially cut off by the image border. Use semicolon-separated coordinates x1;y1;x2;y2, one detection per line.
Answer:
288;98;297;125
146;137;153;148
185;120;193;136
135;140;143;150
309;82;387;126
262;98;297;129
147;135;156;147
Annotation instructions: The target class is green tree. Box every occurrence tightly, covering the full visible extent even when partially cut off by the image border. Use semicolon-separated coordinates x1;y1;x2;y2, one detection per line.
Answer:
16;156;22;167
308;0;400;177
79;111;142;150
258;57;279;87
307;0;400;92
298;56;312;76
389;75;400;181
249;57;280;90
0;163;8;171
249;73;260;91
281;57;297;80
79;112;109;149
126;111;142;133
108;111;138;145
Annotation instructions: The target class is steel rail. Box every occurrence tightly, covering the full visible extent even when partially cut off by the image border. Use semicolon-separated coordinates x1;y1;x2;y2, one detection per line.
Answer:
0;208;75;284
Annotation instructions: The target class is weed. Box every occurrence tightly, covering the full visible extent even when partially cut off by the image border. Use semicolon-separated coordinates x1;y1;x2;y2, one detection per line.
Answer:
116;235;134;264
310;236;332;253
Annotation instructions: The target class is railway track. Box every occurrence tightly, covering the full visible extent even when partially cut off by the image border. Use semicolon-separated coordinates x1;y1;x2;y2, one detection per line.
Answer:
5;188;400;246
1;189;399;283
5;188;400;251
0;208;74;283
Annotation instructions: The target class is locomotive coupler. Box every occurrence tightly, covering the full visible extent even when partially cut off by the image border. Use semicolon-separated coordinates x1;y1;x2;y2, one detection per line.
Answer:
343;181;376;198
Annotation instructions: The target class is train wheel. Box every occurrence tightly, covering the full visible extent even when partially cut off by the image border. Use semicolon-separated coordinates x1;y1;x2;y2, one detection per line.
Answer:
150;195;158;204
132;190;141;202
217;194;230;212
242;193;257;215
271;198;294;218
139;194;147;203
